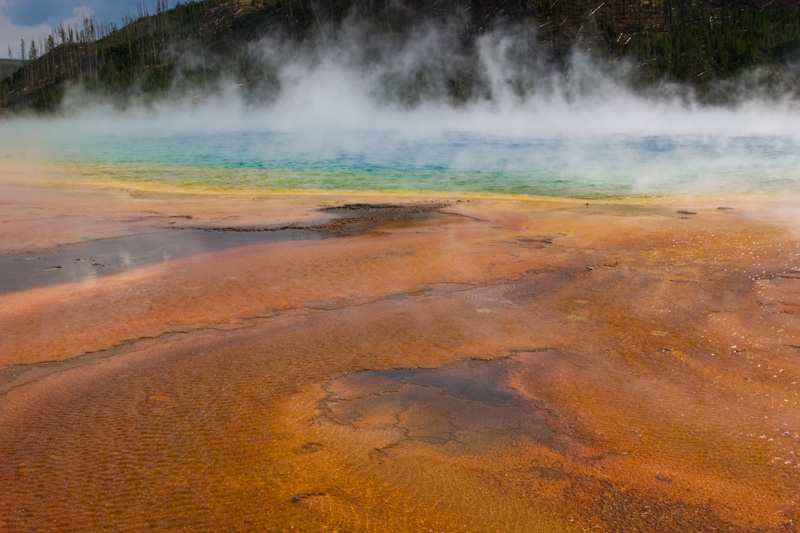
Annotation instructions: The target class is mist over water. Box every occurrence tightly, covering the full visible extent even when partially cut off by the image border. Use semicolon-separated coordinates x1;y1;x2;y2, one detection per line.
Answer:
3;22;800;198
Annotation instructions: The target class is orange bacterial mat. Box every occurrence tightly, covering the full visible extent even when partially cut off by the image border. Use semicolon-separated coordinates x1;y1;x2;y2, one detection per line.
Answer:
1;178;799;531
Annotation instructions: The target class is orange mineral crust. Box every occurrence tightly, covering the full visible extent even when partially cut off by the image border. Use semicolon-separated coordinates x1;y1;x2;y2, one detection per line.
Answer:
1;180;799;531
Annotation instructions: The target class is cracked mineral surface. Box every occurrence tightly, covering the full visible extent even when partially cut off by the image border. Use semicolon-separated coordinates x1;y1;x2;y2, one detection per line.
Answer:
1;169;800;530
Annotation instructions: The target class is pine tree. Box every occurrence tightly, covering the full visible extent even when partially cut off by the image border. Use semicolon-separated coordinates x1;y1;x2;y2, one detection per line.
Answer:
28;39;38;87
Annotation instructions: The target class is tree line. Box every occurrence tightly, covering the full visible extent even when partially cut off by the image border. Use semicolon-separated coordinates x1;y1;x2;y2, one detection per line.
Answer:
0;0;222;110
2;0;800;112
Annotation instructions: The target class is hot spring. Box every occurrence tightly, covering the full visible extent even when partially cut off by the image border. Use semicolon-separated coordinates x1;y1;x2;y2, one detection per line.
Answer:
4;82;800;199
3;53;800;532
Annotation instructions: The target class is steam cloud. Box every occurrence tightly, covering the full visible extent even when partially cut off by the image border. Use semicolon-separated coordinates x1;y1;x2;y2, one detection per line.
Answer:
41;18;798;135
3;18;800;197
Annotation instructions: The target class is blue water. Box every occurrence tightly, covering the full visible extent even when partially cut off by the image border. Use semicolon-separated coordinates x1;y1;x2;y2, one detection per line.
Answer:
11;128;800;198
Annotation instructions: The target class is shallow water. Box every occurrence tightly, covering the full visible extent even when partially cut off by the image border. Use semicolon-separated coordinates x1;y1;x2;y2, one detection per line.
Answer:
0;227;323;293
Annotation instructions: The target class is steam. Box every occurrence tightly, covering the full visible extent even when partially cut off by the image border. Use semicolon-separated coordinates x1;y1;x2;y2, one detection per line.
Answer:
54;19;800;136
3;18;800;197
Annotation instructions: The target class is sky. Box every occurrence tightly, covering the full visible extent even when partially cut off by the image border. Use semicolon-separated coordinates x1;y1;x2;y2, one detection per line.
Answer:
1;0;148;58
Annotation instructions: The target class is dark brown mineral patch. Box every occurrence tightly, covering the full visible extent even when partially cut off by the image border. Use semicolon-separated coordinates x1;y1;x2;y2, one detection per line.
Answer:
320;355;565;454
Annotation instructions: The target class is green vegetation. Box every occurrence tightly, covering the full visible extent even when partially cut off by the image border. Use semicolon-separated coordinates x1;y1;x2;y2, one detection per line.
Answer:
0;60;24;80
597;1;800;91
3;0;800;112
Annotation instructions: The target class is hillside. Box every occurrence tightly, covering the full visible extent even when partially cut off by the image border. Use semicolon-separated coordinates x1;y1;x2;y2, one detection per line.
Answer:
0;60;24;81
2;0;800;112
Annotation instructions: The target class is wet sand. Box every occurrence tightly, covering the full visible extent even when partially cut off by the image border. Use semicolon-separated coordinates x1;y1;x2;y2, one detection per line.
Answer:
1;165;800;530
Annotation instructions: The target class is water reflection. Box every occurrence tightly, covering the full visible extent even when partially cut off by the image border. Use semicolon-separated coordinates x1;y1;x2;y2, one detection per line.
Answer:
0;228;325;293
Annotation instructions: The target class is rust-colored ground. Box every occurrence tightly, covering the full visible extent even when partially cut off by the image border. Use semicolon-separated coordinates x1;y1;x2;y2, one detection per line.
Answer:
1;167;799;531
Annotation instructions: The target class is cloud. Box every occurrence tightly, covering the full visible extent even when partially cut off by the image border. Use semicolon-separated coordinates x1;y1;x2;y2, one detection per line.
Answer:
2;0;141;26
2;0;76;26
0;0;143;56
0;2;50;57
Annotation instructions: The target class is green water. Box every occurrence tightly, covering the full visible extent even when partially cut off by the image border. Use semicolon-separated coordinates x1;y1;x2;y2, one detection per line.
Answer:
5;126;800;198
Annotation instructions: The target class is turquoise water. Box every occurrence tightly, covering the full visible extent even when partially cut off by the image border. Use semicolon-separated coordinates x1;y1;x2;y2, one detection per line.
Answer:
6;125;800;198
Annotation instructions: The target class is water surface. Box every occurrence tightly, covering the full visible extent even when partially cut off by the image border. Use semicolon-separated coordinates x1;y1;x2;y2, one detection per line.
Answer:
7;127;800;197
